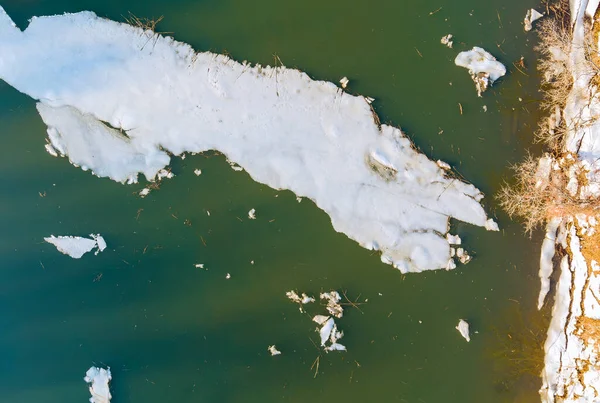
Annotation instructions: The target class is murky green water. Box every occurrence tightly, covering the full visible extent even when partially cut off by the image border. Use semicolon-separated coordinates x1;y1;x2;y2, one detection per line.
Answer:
0;0;550;402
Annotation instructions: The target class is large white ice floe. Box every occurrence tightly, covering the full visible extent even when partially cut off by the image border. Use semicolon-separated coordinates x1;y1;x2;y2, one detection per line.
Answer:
44;234;106;258
0;7;497;273
84;366;111;403
455;47;506;96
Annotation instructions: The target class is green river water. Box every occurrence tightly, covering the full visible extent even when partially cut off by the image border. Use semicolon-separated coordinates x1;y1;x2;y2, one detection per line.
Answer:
0;0;551;402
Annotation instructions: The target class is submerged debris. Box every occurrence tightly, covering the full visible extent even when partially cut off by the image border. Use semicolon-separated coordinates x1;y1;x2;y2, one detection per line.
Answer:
456;319;471;342
268;345;282;356
524;8;544;32
455;47;506;96
441;34;453;48
84;366;112;403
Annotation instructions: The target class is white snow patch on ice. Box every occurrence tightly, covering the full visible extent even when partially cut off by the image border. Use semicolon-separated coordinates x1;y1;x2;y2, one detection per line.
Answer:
0;7;495;273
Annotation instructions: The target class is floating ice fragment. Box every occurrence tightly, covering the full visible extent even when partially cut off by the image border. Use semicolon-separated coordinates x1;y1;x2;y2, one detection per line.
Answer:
194;169;202;176
437;160;451;170
301;293;315;304
364;96;375;104
286;290;301;303
225;273;231;279
456;319;470;342
268;345;281;356
156;168;174;180
139;188;150;197
312;315;330;325
195;263;205;269
446;258;457;271
319;318;335;346
44;234;106;258
524;9;544;32
324;343;346;352
45;142;58;157
0;7;496;273
320;291;343;318
248;208;256;219
441;34;453;48
446;234;461;245
456;248;471;264
296;196;302;203
339;76;349;88
455;47;506;96
485;219;499;231
228;160;243;171
84;366;111;403
482;105;487;112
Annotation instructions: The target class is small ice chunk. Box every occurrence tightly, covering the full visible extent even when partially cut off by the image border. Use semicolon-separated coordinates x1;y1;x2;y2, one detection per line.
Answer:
84;366;112;403
286;290;301;303
456;319;470;342
228;160;243;171
446;259;456;270
225;273;231;279
195;263;205;269
248;208;256;219
45;143;58;157
44;235;105;259
139;188;150;197
268;345;281;356
456;248;471;264
156;168;174;180
455;47;506;96
437;160;451;170
92;234;107;254
324;343;346;352
339;76;349;88
482;105;487;112
364;96;375;104
296;196;302;203
485;219;499;231
441;34;453;48
320;291;343;318
312;315;330;325
301;293;315;304
446;234;461;245
194;168;202;176
319;318;335;346
524;9;544;32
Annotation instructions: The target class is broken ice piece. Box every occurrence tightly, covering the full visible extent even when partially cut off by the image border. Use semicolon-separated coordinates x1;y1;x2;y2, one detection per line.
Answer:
268;345;281;356
139;188;150;197
441;34;453;48
84;366;112;403
156;168;174;180
524;9;544;32
339;76;349;88
45;234;106;259
301;293;315;304
455;47;506;97
320;291;343;318
446;234;461;245
248;208;256;219
324;343;346;352
485;218;499;231
456;248;471;264
45;143;58;157
312;315;330;325
456;319;470;342
228;160;243;171
194;263;205;269
286;290;302;303
319;318;335;346
194;168;202;176
225;273;231;279
437;160;451;170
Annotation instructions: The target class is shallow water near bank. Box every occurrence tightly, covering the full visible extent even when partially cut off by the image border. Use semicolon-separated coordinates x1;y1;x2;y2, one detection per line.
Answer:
0;0;549;402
